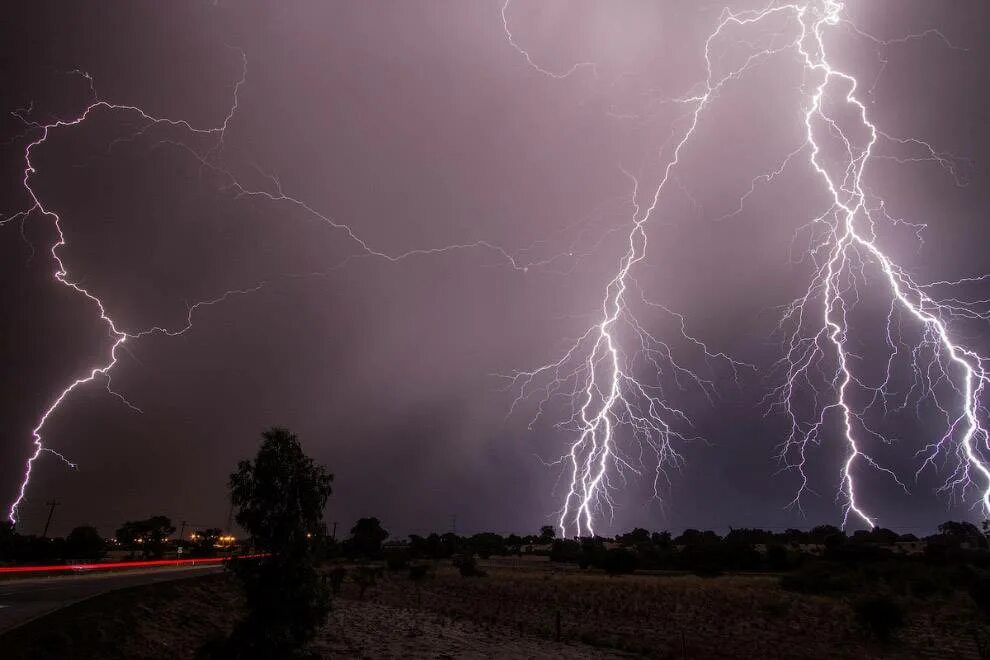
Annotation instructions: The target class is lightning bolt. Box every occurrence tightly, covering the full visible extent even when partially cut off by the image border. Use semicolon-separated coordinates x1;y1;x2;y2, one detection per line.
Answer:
758;1;990;529
504;1;986;534
501;1;772;537
4;47;579;525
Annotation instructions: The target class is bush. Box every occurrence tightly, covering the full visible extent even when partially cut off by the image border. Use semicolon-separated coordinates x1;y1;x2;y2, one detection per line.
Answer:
454;554;486;577
600;548;638;575
385;551;408;571
852;595;905;642
352;566;379;599
327;567;347;596
969;575;990;616
679;545;725;577
550;539;582;563
766;545;789;571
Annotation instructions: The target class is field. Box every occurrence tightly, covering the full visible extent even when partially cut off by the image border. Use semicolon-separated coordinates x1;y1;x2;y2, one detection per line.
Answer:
3;557;989;658
342;557;989;658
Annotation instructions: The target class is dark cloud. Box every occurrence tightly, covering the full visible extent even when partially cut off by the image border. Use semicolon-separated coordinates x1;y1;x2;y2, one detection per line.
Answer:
2;1;988;538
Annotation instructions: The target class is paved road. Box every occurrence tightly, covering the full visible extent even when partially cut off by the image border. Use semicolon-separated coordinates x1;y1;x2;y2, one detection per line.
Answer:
0;564;223;633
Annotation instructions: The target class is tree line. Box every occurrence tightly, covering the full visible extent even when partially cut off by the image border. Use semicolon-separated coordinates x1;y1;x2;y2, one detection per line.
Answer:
6;425;990;655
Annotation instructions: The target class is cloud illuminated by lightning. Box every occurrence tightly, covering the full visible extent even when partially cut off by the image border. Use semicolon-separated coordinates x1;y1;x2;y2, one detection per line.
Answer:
501;0;766;538
752;1;990;529
504;0;987;534
3;49;569;525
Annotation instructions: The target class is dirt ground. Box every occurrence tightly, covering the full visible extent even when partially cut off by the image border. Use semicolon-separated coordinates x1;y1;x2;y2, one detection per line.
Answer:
0;570;626;659
2;558;989;658
315;599;628;658
342;558;990;659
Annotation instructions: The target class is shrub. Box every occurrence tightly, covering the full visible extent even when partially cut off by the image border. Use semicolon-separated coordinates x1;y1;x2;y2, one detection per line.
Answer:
550;539;582;563
385;552;408;571
766;545;789;571
454;554;487;577
852;595;905;642
969;575;990;616
327;567;347;596
600;548;638;575
352;566;379;600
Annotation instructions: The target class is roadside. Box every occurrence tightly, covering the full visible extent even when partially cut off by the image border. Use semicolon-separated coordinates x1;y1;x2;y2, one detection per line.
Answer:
0;569;629;659
1;573;238;660
0;564;224;634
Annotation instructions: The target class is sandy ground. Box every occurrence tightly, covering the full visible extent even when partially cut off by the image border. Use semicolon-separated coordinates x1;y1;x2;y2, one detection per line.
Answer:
315;599;628;658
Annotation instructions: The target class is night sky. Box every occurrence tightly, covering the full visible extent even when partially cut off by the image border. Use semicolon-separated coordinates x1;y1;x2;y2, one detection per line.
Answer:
2;1;989;539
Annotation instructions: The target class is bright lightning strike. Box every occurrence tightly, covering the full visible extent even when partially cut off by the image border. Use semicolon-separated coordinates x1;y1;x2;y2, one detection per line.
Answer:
753;1;990;529
501;1;765;538
504;1;987;535
4;50;560;525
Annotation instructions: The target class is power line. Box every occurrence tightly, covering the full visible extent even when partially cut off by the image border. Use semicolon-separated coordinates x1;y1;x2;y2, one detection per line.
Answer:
41;499;60;538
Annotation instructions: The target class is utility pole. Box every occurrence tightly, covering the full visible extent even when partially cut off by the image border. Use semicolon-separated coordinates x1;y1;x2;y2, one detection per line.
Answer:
330;521;338;541
41;499;60;538
450;514;457;536
178;520;188;541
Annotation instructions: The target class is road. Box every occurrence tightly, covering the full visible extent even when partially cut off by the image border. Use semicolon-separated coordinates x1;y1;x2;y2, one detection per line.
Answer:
0;564;223;633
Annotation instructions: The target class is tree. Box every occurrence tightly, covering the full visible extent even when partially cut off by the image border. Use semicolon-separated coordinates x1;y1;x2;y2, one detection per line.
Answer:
65;526;104;560
348;517;389;557
0;521;15;561
617;528;651;547
650;531;672;548
115;516;175;557
224;427;334;658
809;524;843;544
600;547;638;575
937;520;986;548
674;529;720;546
539;525;556;543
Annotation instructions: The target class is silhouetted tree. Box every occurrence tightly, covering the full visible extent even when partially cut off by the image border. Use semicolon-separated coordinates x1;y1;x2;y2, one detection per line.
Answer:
674;529;720;546
348;517;389;557
937;520;987;548
65;526;104;560
650;531;672;548
469;532;505;558
550;538;581;563
0;521;16;561
600;547;638;575
115;516;175;557
539;525;556;543
724;528;774;546
766;545;789;571
809;525;843;544
617;528;651;547
222;427;334;659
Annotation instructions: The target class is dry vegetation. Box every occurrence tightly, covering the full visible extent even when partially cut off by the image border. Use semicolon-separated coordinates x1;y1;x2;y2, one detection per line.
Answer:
3;559;990;658
339;558;990;659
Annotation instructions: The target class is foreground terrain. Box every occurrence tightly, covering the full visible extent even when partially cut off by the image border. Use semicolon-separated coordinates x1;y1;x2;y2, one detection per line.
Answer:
2;557;988;658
